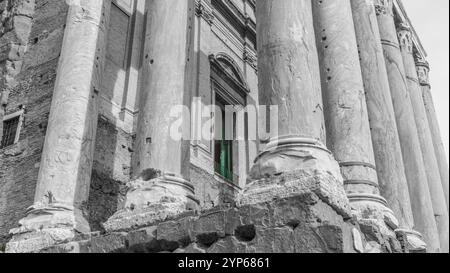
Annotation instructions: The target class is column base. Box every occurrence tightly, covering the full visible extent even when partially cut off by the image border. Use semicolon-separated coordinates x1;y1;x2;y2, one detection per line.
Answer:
396;229;427;253
239;136;351;218
5;203;89;253
347;193;400;237
103;173;199;232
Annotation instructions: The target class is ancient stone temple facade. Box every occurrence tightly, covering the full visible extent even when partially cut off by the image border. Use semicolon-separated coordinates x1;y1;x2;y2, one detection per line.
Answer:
0;0;448;253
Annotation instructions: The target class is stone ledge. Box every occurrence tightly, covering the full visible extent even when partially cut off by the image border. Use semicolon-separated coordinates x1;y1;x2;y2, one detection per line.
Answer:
35;193;406;253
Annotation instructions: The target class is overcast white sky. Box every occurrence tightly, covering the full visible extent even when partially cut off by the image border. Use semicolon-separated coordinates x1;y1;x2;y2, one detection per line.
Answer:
402;0;449;163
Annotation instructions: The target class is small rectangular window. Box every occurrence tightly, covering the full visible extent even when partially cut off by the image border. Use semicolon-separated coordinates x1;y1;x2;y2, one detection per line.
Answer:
1;111;23;149
214;95;235;183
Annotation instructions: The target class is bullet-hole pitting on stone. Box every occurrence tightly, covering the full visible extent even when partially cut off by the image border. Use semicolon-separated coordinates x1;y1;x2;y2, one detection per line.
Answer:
235;225;256;242
196;232;219;248
286;220;300;230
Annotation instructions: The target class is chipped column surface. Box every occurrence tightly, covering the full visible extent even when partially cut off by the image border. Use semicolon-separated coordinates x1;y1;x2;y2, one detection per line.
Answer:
104;0;198;232
374;0;437;252
312;0;391;227
416;60;450;211
397;25;449;253
6;0;111;253
244;0;350;218
350;0;412;232
256;0;325;142
131;0;193;181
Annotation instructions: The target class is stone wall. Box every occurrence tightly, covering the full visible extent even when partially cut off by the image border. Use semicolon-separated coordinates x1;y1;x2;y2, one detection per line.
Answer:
191;164;239;210
88;117;133;232
0;0;67;245
0;0;446;254
36;193;407;253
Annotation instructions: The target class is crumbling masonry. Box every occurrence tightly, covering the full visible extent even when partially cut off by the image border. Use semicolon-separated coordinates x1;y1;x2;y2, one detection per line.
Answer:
0;0;448;253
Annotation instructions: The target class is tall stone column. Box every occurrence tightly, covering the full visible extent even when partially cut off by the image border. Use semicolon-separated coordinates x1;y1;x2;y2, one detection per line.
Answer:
373;0;436;252
312;0;394;234
350;0;414;235
416;58;450;210
104;0;198;232
242;0;351;217
6;0;111;253
397;24;449;252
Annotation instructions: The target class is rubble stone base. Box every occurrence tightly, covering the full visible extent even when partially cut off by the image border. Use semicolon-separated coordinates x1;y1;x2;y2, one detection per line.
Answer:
32;193;407;254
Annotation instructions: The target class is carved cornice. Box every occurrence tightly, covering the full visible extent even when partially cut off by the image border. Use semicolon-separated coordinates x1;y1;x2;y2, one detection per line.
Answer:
243;46;257;70
393;0;427;58
211;0;256;47
397;23;413;54
374;0;394;17
209;53;250;97
247;0;255;10
195;0;215;25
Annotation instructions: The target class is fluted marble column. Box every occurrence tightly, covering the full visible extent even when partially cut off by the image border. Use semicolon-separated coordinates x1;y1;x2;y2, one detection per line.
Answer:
416;58;449;211
312;0;392;231
6;0;110;253
104;0;198;232
242;0;350;216
397;24;449;252
350;0;412;233
373;0;435;252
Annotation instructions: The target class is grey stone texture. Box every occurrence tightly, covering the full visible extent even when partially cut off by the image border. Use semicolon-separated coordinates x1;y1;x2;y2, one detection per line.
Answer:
0;0;67;246
375;0;439;252
397;24;449;252
246;0;351;220
416;60;450;211
104;0;198;233
312;0;392;233
351;0;412;233
6;0;111;253
0;0;448;253
32;194;404;254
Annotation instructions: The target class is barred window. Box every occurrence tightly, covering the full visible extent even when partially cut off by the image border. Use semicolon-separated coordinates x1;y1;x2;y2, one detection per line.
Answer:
1;111;23;149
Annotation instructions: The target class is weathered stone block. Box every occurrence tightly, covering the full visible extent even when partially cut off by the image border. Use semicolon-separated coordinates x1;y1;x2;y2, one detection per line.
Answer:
89;233;128;253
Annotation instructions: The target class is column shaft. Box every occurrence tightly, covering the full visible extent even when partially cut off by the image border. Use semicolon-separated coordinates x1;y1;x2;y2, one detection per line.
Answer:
397;25;449;252
312;0;391;229
374;0;436;251
6;0;110;253
104;0;197;232
416;60;450;210
132;0;192;180
256;0;325;142
350;0;409;231
243;0;350;217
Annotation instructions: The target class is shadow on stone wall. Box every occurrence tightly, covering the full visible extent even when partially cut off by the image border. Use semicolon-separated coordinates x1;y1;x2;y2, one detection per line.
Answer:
0;0;68;244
